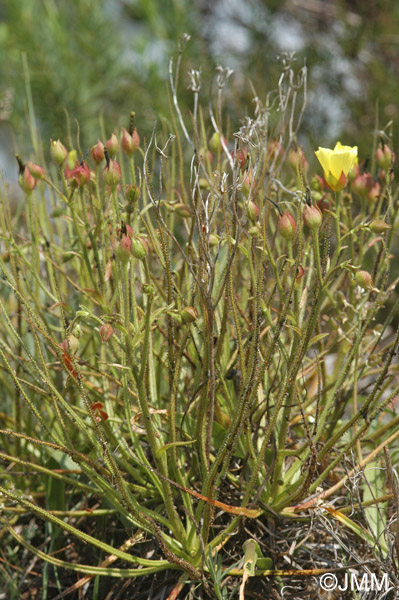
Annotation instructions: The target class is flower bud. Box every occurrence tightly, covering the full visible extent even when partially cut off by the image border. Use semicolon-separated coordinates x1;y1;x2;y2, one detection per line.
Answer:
66;150;78;170
278;211;297;240
355;270;375;291
121;127;140;155
199;178;211;190
209;234;219;247
61;334;80;354
379;169;387;183
311;175;324;192
116;223;133;238
142;283;154;295
103;160;121;187
348;162;359;183
66;161;90;187
351;173;374;199
116;234;132;263
209;132;223;153
376;144;393;171
303;204;322;230
232;148;247;170
174;203;191;218
288;147;307;171
26;161;45;180
246;201;259;223
19;166;37;193
131;237;147;260
248;225;260;237
125;184;141;205
50;139;68;165
343;192;352;206
99;323;114;343
181;306;198;324
105;133;119;159
241;169;256;197
369;220;392;234
316;196;331;213
368;182;381;203
91;140;105;164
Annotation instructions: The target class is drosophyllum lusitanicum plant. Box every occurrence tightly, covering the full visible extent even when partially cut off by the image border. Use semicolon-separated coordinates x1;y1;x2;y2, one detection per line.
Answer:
1;46;399;597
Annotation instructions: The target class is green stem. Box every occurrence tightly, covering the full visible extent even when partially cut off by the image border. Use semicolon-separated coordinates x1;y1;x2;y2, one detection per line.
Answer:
313;228;323;288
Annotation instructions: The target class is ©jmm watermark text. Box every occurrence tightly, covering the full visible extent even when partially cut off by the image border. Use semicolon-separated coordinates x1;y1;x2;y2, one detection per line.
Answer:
319;572;389;593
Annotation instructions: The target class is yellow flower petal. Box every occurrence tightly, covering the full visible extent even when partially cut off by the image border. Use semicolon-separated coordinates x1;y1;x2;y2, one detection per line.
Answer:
314;148;332;177
329;151;352;180
315;142;358;191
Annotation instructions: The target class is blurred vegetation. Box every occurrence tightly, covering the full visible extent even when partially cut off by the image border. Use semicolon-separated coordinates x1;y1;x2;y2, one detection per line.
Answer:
0;0;398;157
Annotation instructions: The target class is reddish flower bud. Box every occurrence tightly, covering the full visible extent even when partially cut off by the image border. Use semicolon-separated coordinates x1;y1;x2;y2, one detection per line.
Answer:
369;220;392;234
99;323;114;343
303;204;322;230
121;127;140;155
26;161;45;180
376;144;393;171
241;169;256;197
368;182;381;203
181;306;198;324
105;133;119;159
116;223;133;238
246;200;259;223
91;140;105;164
50;139;68;166
316;196;331;213
103;160;121;187
232;148;248;170
104;260;113;281
379;169;387;183
66;161;90;187
351;173;374;199
116;234;132;263
19;166;37;193
288;147;307;171
278;211;297;240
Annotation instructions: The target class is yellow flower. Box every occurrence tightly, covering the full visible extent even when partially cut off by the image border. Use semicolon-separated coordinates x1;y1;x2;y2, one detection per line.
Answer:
315;141;358;192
